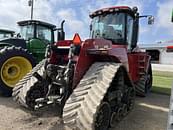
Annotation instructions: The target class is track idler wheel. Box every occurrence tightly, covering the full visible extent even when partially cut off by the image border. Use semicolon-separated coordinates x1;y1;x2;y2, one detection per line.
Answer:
127;88;135;111
122;104;128;116
94;102;111;130
110;104;128;127
25;82;46;109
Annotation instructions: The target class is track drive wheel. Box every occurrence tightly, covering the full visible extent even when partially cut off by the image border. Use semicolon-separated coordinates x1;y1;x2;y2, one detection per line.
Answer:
0;46;36;96
63;62;135;130
12;59;46;109
135;64;153;97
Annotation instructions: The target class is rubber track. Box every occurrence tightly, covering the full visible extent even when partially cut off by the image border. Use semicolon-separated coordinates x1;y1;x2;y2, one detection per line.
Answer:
63;62;121;130
134;76;146;97
12;59;46;108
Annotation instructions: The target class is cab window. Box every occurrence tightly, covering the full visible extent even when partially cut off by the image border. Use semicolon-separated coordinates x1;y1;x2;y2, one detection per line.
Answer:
126;15;134;50
90;13;126;44
20;25;34;40
36;25;52;43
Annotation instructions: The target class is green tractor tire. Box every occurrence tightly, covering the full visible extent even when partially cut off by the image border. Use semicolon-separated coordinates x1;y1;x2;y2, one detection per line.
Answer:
0;46;36;96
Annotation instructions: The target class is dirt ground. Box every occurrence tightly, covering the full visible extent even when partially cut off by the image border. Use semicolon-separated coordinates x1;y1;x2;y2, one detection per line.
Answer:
0;93;170;130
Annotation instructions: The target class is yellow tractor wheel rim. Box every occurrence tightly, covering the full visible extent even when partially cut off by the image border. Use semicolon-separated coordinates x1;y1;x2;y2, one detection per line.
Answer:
1;56;32;88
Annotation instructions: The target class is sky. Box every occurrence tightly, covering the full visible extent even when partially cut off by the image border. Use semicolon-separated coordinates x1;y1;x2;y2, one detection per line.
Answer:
0;0;173;44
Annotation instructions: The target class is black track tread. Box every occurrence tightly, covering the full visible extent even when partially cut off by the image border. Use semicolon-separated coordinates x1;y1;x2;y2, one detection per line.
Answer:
135;75;147;97
135;76;145;92
63;62;121;130
135;71;152;97
12;59;46;108
135;63;153;97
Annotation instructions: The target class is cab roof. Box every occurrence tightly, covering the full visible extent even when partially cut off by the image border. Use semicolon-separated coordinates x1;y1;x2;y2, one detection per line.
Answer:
0;29;15;34
89;6;135;18
17;20;56;29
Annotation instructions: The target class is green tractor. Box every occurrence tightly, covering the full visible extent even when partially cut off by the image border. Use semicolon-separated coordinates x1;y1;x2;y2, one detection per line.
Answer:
0;20;57;96
0;29;14;39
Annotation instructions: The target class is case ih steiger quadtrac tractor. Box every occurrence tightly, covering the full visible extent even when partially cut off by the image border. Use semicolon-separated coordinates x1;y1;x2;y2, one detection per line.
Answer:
0;20;57;96
13;6;153;130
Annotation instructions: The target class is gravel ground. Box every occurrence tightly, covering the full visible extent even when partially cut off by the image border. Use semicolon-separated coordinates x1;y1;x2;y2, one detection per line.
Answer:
0;93;170;130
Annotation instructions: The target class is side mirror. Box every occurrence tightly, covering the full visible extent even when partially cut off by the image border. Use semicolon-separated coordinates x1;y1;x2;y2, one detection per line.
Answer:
148;16;154;25
17;33;21;38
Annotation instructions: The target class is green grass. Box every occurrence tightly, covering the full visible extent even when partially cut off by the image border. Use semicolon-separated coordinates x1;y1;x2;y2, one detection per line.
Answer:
151;71;173;95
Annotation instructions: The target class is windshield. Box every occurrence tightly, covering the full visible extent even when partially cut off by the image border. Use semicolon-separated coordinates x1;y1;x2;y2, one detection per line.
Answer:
36;25;52;43
0;32;12;39
90;12;133;44
20;25;34;40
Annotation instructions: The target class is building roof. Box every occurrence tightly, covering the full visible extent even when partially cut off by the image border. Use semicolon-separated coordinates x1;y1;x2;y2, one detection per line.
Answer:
17;20;56;29
139;40;173;49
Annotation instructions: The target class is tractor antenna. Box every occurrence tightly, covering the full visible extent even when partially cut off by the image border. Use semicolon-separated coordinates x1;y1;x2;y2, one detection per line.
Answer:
28;0;34;20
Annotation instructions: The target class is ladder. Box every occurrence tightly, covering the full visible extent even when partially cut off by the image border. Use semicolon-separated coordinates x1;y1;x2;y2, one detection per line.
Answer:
138;55;146;76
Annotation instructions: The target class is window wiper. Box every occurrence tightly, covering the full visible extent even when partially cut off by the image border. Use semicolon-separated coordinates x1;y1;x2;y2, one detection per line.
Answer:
95;30;101;38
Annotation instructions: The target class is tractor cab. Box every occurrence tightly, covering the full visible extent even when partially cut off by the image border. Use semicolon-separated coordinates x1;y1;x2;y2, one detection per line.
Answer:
17;20;56;62
18;20;56;44
89;6;154;85
90;6;154;50
0;29;14;39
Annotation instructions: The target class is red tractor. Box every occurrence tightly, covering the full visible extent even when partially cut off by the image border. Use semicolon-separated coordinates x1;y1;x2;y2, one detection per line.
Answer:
13;6;153;130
